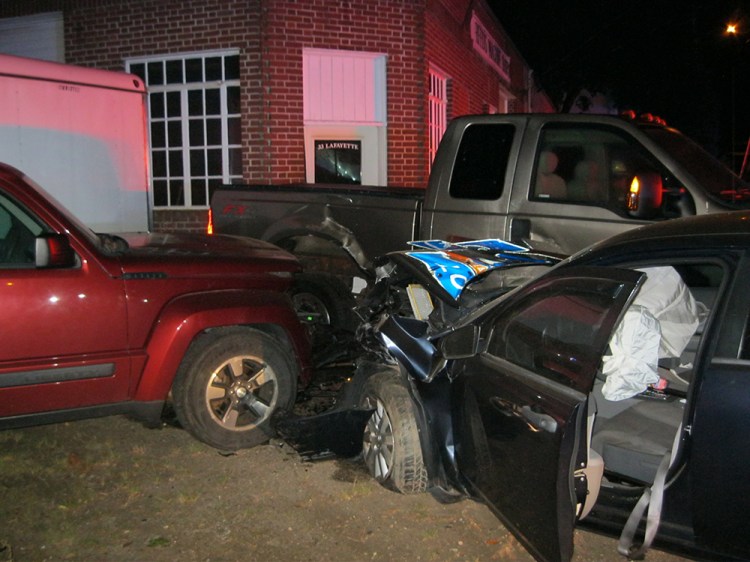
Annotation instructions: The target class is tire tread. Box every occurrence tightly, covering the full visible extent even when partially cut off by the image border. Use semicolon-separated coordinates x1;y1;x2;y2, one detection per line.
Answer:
172;327;296;450
363;372;428;495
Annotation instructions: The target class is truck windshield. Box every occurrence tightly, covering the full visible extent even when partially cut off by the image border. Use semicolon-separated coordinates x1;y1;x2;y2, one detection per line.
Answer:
642;126;750;207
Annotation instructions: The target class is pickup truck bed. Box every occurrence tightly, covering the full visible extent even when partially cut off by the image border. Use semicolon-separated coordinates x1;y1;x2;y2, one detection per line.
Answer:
214;183;424;276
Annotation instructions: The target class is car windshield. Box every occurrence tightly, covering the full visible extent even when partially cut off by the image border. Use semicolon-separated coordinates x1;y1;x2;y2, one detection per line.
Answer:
641;126;750;208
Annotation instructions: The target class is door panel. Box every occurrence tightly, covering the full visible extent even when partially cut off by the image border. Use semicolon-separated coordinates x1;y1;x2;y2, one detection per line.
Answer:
422;121;517;242
0;258;130;416
690;361;750;559
455;359;586;562
453;267;644;562
683;258;750;560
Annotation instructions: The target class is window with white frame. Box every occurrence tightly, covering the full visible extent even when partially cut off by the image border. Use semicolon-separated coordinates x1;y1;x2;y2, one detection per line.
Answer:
303;48;386;125
302;48;388;185
429;68;448;168
127;51;242;208
498;84;513;114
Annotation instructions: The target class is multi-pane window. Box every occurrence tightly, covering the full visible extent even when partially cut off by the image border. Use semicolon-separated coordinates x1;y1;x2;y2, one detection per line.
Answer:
127;51;242;208
429;68;448;169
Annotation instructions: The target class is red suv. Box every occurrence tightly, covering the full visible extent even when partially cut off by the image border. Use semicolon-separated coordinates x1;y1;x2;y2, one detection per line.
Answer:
0;163;310;450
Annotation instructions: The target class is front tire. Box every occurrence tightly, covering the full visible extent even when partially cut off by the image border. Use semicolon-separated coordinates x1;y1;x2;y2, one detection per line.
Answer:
360;372;428;494
172;328;296;450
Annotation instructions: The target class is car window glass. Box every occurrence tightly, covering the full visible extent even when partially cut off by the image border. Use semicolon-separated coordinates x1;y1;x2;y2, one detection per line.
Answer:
742;312;750;361
644;126;750;208
486;276;633;392
669;262;733;361
671;262;724;360
531;124;695;220
449;124;514;200
0;193;46;266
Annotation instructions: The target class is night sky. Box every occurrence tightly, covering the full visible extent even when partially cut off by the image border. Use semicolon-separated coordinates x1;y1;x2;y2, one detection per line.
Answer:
489;0;750;169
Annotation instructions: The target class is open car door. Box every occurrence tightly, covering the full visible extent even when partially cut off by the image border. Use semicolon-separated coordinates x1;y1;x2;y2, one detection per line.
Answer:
451;266;645;562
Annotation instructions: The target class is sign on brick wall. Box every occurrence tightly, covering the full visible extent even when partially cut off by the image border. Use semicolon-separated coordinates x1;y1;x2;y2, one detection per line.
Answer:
314;140;362;184
470;12;511;83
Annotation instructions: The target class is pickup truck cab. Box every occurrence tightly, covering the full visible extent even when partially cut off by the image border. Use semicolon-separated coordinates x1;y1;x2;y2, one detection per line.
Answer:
211;113;750;329
0;163;310;450
425;112;745;252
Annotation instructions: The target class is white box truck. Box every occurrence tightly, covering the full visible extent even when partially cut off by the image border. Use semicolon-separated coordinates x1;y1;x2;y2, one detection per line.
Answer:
0;53;150;232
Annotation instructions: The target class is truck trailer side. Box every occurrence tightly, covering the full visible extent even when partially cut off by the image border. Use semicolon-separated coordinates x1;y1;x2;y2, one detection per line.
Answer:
0;53;150;233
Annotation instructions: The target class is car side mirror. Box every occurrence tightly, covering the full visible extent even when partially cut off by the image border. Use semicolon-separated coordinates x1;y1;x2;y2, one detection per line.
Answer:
35;234;77;268
440;324;480;360
627;172;663;219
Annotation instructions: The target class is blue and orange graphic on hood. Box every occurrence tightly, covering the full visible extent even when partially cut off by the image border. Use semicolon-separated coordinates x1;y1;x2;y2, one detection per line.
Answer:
403;239;559;300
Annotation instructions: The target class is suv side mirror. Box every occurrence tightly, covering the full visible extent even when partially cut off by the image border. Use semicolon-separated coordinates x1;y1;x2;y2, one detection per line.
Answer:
627;172;663;219
35;234;77;268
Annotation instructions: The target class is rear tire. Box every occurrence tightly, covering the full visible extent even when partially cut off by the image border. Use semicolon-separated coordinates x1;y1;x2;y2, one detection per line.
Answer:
290;272;358;335
172;328;296;451
360;372;428;494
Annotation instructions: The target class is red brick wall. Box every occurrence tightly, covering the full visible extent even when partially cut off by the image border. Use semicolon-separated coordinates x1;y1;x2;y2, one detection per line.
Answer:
0;0;264;232
425;0;530;117
0;0;544;233
61;0;269;210
261;0;426;187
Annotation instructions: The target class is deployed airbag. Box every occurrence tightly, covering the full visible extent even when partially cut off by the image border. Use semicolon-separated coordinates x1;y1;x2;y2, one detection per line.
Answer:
601;267;700;400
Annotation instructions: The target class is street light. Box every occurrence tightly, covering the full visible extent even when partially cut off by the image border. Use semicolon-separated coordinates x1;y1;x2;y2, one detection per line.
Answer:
724;21;742;174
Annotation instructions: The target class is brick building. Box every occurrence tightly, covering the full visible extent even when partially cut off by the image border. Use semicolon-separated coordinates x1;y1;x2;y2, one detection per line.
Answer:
0;0;553;232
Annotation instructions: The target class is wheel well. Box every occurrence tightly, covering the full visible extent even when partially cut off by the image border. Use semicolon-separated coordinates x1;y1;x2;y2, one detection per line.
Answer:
169;324;298;450
198;323;301;376
201;323;275;338
401;369;461;494
274;234;368;279
352;361;446;489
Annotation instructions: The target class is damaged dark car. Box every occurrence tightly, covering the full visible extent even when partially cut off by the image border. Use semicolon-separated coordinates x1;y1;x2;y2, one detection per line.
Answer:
277;211;750;562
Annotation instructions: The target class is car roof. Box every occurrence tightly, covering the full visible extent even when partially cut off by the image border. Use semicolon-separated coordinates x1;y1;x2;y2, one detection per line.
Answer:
574;211;750;263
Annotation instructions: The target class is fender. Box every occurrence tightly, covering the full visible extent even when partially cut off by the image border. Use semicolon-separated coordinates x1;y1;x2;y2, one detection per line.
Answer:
132;290;311;402
262;205;373;273
407;372;467;494
348;359;458;492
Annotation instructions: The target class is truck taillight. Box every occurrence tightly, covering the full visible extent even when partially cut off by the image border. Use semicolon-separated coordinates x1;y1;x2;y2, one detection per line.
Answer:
207;208;214;235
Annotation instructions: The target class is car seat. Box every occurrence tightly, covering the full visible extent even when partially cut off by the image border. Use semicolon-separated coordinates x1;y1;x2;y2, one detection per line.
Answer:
568;160;605;202
534;151;567;199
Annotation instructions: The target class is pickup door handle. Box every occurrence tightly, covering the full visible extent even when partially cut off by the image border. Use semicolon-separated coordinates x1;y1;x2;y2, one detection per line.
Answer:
490;397;558;433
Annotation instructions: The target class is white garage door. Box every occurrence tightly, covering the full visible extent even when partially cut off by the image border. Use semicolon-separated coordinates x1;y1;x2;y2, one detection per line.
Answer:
0;12;64;63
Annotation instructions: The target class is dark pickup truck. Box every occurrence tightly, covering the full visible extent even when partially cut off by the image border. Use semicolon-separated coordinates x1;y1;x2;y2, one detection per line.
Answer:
210;113;750;328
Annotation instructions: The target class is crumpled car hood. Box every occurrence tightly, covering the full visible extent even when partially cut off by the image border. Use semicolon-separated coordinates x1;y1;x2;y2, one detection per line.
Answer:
390;238;561;304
